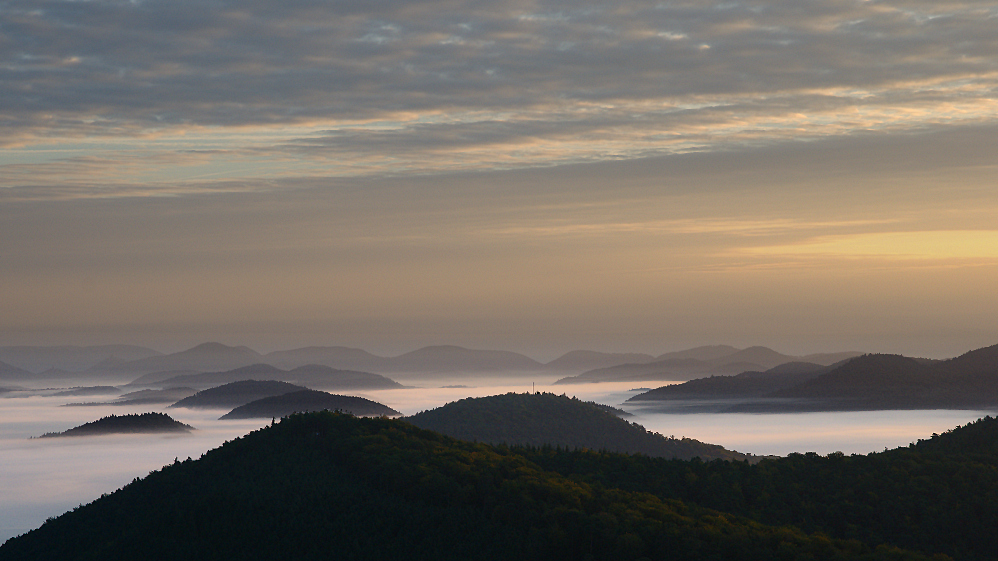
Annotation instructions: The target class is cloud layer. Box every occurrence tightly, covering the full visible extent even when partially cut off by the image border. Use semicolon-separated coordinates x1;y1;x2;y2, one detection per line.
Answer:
4;0;998;195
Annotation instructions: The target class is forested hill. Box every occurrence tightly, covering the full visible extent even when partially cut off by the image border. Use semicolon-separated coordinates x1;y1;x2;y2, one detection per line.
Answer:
170;380;307;409
522;416;998;561
37;412;194;437
405;392;750;462
3;412;944;561
219;389;400;419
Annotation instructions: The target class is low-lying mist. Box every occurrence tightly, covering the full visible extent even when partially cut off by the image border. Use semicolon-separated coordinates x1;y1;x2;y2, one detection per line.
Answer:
2;375;994;543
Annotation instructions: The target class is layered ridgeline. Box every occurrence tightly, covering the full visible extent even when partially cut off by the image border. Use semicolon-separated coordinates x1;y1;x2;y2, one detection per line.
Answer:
554;346;861;384
406;393;750;462
129;363;404;391
629;344;998;411
36;413;194;438
220;389;400;419
3;411;967;561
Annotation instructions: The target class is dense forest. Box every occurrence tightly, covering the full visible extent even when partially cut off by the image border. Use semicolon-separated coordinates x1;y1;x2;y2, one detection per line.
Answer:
37;412;194;437
520;416;998;561
406;392;752;461
6;411;977;561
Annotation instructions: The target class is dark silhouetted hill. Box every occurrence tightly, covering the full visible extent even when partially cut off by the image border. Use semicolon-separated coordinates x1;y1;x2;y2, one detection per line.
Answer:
36;412;194;437
220;389;400;419
406;392;749;461
3;411;951;561
170;380;307;409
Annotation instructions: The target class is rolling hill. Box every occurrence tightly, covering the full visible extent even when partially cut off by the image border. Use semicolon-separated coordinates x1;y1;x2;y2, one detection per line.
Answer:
170;380;308;409
36;412;194;438
219;389;400;419
406;392;752;462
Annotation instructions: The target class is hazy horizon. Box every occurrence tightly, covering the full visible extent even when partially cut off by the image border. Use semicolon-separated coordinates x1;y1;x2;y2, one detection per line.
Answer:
3;0;998;360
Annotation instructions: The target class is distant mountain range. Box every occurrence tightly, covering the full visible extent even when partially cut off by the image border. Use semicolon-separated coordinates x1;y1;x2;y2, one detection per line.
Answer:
628;343;998;411
0;345;162;374
0;342;864;382
130;363;404;391
555;346;863;384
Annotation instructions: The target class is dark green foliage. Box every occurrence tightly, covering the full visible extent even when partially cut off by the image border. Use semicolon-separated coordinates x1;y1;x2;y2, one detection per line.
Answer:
407;392;749;461
37;412;194;438
218;389;400;419
520;416;998;561
3;412;937;561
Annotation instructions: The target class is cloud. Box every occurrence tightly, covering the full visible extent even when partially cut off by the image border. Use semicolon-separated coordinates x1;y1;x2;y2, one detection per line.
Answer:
744;230;998;261
3;0;998;196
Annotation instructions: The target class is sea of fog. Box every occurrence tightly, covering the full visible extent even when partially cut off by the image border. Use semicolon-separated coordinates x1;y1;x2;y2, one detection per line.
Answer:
2;377;994;543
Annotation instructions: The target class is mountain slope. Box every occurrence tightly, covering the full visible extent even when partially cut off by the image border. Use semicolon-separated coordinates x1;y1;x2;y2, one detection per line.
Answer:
2;412;936;561
406;392;751;461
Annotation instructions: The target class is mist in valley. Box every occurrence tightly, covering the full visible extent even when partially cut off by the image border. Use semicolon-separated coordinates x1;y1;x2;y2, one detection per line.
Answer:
4;369;994;543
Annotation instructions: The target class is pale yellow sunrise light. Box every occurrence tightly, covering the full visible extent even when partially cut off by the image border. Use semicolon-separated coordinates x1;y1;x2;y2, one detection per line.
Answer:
747;230;998;260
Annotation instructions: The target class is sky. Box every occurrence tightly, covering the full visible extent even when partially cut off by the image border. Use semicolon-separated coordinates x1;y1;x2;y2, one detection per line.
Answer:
3;0;998;359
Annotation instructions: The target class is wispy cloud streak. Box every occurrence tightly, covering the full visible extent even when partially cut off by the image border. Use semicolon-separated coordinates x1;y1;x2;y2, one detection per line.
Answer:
3;0;998;196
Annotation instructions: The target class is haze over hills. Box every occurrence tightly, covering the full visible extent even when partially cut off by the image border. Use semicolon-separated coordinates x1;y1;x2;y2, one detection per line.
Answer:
0;345;162;374
540;350;657;372
146;364;404;391
406;392;753;462
220;390;400;419
0;360;33;381
555;346;862;384
103;343;264;374
3;342;866;385
64;387;197;407
628;343;998;412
